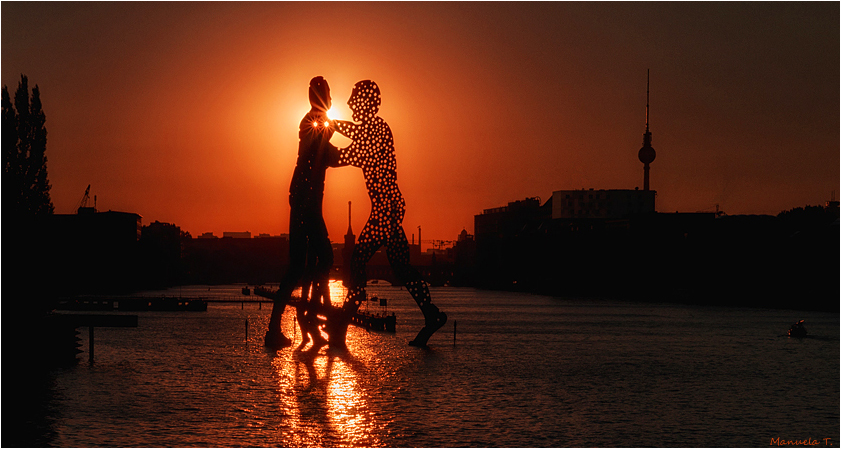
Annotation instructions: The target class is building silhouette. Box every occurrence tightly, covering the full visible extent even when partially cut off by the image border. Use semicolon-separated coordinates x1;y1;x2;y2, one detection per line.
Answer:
551;189;655;220
463;72;837;311
181;234;289;285
46;209;143;295
222;231;252;239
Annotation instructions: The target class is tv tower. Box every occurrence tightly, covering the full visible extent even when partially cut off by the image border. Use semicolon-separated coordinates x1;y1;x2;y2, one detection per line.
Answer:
342;201;355;285
638;70;656;191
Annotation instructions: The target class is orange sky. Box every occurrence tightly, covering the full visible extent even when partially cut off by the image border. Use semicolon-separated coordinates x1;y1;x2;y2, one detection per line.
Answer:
3;2;838;243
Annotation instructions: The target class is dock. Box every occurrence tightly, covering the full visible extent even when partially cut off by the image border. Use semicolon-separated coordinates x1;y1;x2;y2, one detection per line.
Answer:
56;296;209;312
56;288;399;334
49;312;138;364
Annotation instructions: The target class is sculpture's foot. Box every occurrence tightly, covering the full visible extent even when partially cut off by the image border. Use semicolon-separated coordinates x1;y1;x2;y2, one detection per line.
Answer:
295;338;311;351
307;331;328;352
324;309;351;351
326;324;349;351
264;330;292;349
409;305;447;348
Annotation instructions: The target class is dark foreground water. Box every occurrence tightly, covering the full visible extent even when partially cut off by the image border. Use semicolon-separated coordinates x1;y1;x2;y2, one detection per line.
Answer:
18;284;840;447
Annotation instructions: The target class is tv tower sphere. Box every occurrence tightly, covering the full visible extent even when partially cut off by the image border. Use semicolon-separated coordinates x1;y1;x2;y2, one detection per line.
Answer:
638;138;656;164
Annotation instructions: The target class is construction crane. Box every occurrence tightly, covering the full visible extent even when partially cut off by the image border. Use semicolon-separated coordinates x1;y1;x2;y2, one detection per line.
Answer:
77;185;96;214
420;239;456;251
413;225;458;251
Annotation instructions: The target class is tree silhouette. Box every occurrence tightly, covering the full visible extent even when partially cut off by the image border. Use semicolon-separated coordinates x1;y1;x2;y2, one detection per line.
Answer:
3;76;59;368
2;74;54;220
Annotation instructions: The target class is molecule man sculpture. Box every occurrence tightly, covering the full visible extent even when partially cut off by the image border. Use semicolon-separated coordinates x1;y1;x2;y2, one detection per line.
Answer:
325;80;448;349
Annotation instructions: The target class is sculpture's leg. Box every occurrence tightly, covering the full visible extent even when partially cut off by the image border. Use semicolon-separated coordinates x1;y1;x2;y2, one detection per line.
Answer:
266;282;297;349
324;307;351;350
304;278;328;350
266;212;307;349
295;281;312;349
325;226;380;350
302;220;332;351
403;276;447;347
266;299;293;348
386;222;447;348
408;298;448;348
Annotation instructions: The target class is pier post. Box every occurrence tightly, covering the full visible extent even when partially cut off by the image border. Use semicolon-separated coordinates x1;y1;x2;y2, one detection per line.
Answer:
55;314;137;364
453;320;457;346
89;326;95;363
245;319;249;343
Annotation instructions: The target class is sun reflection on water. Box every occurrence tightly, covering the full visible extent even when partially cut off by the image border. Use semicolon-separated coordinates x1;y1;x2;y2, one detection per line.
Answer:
327;280;348;308
270;281;387;447
324;356;380;447
292;280;347;309
271;351;385;447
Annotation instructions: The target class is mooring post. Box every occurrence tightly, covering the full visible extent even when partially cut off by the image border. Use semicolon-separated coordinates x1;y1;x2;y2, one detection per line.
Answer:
453;320;457;346
89;326;95;363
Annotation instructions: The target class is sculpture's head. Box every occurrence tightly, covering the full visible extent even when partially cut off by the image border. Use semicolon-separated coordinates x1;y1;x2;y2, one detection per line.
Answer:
348;80;381;122
308;76;331;112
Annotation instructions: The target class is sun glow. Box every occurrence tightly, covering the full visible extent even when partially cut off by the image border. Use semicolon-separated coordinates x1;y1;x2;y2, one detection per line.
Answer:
328;280;348;308
326;107;341;120
291;280;348;311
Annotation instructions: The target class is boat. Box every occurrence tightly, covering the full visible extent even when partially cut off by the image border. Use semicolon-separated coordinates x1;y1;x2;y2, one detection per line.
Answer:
254;285;280;301
351;310;396;332
242;286;251;295
788;320;807;338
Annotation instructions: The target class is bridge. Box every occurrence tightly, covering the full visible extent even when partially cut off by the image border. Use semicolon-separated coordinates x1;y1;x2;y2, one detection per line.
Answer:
331;263;454;287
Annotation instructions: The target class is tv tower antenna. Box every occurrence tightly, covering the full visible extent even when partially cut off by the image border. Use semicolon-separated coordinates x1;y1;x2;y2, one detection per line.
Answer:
645;70;650;132
638;69;656;191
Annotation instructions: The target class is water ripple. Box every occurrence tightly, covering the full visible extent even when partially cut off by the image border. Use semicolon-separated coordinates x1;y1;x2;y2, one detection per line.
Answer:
31;286;841;447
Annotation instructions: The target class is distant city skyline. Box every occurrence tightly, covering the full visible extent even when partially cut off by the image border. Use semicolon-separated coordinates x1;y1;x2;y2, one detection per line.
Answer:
3;2;837;240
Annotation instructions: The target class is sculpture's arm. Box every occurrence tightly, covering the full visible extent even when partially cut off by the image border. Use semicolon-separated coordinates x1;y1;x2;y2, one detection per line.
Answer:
325;141;343;168
333;119;355;138
329;120;365;168
335;141;364;168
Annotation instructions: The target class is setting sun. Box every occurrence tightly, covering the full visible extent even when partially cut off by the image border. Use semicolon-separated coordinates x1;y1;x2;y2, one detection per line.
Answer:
326;107;341;120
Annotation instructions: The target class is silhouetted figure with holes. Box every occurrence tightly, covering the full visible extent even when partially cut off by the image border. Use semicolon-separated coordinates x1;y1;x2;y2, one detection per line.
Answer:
265;76;338;349
295;253;324;349
327;80;447;348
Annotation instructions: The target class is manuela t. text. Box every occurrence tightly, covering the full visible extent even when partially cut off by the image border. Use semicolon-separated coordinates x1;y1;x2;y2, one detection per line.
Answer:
771;438;832;446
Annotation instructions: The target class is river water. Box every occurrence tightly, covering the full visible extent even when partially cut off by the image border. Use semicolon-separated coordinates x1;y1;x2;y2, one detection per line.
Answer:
23;284;840;447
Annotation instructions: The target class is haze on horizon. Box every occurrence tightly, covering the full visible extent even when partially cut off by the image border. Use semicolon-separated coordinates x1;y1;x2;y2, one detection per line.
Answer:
3;2;838;242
